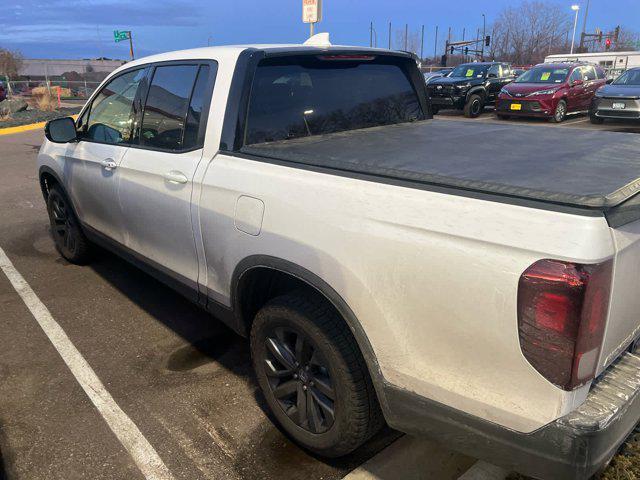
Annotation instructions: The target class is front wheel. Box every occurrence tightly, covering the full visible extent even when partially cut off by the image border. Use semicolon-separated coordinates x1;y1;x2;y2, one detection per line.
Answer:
46;185;92;264
551;100;567;123
250;291;383;457
464;94;483;118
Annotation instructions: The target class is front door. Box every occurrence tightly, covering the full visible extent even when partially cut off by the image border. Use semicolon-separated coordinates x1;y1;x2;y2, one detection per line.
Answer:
118;63;215;290
64;68;148;244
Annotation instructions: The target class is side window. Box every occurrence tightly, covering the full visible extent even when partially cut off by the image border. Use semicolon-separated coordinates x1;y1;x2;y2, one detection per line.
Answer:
140;65;199;151
501;65;510;77
569;68;582;83
85;69;146;145
488;64;500;77
183;65;214;150
584;66;597;81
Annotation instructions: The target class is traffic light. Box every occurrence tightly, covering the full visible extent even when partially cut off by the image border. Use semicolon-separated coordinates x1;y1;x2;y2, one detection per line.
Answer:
614;26;620;42
596;29;602;43
605;38;611;50
464;47;469;55
450;46;454;54
485;35;491;46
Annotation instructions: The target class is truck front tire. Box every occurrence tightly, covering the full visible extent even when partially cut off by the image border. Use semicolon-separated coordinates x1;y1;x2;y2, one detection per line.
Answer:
464;94;483;118
46;185;92;264
250;291;383;457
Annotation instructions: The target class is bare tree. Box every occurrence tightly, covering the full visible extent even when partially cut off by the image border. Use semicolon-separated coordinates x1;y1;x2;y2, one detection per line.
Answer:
613;27;640;52
0;49;23;79
487;1;572;65
394;29;421;56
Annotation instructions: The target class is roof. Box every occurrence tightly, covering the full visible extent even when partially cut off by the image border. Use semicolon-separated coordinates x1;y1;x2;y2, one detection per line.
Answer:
547;51;640;58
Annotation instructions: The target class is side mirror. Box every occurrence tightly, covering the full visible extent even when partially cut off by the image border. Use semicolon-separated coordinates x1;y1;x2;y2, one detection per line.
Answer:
606;78;614;84
572;79;584;87
45;117;77;143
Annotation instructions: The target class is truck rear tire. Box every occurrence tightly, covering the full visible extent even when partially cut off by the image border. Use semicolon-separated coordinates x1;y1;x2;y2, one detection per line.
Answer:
46;185;92;264
250;291;383;457
464;94;483;118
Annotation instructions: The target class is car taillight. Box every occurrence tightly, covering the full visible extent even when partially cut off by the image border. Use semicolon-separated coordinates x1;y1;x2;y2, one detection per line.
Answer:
517;259;613;390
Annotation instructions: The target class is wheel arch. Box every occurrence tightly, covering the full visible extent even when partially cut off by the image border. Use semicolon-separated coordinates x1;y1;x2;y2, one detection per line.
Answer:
466;87;486;103
39;165;63;201
230;255;389;409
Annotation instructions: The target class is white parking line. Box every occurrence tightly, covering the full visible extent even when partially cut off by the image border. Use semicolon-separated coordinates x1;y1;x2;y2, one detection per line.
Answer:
0;246;175;480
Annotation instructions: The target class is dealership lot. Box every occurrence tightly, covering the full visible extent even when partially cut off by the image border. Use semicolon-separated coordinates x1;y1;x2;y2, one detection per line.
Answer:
0;115;639;479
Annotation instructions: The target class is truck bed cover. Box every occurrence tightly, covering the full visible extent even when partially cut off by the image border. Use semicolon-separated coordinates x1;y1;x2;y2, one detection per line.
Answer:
241;120;640;214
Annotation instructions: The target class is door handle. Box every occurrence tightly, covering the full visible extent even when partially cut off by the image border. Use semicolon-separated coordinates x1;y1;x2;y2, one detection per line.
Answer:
100;159;117;170
163;171;188;184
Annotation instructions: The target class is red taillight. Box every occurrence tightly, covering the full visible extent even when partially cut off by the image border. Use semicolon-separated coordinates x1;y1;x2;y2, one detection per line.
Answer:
517;259;613;390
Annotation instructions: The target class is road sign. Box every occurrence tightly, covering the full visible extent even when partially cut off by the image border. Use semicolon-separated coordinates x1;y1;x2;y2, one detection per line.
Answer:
302;0;322;23
113;30;130;43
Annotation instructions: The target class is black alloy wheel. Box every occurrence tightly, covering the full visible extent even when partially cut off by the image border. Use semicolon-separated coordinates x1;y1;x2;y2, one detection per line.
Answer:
262;326;335;434
46;186;91;263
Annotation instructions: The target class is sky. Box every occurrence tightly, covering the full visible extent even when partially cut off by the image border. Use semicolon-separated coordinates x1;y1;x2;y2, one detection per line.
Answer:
1;0;638;60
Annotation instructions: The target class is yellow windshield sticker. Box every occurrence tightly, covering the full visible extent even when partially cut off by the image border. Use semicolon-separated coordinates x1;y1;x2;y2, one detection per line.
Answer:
466;69;474;77
541;72;551;81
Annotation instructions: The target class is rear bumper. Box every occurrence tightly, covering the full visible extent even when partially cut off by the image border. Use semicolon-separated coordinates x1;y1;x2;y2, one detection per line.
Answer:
382;347;640;480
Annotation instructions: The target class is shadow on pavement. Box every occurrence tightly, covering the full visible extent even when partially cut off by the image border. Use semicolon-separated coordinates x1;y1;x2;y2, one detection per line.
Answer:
89;250;400;474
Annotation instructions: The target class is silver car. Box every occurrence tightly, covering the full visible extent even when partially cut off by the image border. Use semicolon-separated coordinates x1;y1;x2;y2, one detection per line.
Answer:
590;67;640;123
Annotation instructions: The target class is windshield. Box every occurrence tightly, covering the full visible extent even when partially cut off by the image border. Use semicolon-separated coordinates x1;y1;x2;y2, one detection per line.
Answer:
245;56;423;145
516;66;570;84
449;64;488;79
613;69;640;86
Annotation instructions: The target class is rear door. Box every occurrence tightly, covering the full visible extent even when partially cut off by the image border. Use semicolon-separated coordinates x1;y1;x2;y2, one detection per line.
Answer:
117;62;217;294
64;68;148;244
566;67;586;112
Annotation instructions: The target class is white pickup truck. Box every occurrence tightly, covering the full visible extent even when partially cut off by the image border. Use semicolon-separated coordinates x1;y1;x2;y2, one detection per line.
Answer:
37;40;640;479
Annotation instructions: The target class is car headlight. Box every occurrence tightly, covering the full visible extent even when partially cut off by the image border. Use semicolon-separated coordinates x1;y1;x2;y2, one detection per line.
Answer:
527;88;558;96
456;84;471;92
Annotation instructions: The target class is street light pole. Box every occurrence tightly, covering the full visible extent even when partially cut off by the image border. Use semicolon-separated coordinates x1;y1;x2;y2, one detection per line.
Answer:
570;5;580;54
481;13;486;60
579;0;590;51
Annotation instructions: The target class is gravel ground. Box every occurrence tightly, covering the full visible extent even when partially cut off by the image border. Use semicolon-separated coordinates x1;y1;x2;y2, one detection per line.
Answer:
0;107;80;128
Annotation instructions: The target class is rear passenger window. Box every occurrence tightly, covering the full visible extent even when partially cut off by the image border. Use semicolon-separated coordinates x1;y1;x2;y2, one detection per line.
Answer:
584;66;597;81
140;65;199;151
183;65;212;150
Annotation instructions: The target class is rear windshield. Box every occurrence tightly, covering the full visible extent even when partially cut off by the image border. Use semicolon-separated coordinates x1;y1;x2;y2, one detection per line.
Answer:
516;66;569;84
245;55;423;145
613;69;640;86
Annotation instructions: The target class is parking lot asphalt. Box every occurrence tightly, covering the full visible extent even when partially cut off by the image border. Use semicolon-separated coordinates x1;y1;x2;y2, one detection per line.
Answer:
0;130;403;480
0;114;638;480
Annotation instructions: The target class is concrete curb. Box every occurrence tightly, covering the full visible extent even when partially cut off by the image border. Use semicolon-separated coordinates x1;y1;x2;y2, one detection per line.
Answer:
0;114;78;137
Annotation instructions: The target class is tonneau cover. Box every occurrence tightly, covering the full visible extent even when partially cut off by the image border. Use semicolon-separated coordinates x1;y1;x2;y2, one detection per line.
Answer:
241;120;640;210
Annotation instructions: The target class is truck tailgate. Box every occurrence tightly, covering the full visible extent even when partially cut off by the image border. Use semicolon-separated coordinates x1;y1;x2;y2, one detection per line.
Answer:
600;220;640;372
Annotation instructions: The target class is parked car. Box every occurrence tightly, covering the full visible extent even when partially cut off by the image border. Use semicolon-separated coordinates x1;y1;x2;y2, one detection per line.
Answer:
423;68;452;84
496;62;607;122
426;62;514;117
38;42;640;480
0;82;6;102
590;67;640;123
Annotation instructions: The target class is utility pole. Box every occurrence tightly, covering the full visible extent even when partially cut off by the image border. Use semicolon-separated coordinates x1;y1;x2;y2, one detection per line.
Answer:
420;25;424;60
434;25;439;58
404;24;408;51
462;27;466;61
579;0;590;51
370;21;373;47
481;14;486;60
128;31;135;60
388;22;392;49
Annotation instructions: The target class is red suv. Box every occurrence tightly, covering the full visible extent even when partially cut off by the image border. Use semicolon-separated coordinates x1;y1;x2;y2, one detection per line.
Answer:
495;63;606;122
